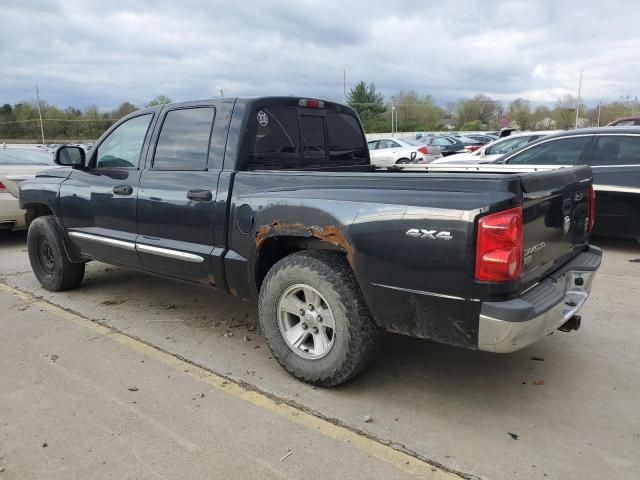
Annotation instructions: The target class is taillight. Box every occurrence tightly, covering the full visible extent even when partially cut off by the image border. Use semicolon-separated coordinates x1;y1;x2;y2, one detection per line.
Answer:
464;145;480;152
588;185;596;233
0;181;6;193
298;98;325;109
417;146;429;155
475;206;523;281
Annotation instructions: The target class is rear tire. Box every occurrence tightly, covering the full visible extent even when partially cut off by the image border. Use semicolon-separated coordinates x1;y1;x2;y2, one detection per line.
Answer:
27;216;85;291
396;158;410;164
258;250;384;387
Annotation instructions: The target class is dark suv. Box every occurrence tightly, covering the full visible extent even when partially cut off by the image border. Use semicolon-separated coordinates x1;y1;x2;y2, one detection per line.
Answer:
497;127;640;241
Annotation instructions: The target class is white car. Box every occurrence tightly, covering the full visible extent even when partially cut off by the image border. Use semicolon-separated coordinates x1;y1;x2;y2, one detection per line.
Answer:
367;138;442;167
0;146;57;232
431;131;562;164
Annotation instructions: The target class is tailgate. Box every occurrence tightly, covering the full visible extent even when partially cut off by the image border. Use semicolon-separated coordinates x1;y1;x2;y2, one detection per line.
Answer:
519;166;593;287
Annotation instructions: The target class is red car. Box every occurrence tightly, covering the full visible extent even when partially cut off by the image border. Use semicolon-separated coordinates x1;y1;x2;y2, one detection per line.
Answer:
607;116;640;126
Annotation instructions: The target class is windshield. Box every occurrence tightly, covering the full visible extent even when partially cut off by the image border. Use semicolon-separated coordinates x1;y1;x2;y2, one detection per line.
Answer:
454;136;479;143
486;136;533;155
0;148;54;166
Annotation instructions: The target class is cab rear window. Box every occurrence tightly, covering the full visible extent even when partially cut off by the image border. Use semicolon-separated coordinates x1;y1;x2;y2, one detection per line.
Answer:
247;107;367;169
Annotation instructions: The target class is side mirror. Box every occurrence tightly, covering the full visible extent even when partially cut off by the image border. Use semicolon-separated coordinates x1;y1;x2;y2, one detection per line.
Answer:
55;146;85;168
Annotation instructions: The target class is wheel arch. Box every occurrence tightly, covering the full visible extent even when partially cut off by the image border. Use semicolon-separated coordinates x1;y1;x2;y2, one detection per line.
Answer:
255;234;350;292
23;203;54;227
25;208;84;264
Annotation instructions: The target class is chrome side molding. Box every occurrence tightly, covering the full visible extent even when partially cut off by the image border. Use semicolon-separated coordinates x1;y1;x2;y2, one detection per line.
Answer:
68;231;136;251
135;243;204;263
68;231;204;263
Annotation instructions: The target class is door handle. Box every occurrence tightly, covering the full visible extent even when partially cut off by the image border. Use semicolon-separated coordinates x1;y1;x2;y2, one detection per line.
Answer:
113;185;133;196
187;189;213;201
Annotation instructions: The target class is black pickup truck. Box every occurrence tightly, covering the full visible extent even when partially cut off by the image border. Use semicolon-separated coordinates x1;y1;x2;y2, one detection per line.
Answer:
20;97;602;386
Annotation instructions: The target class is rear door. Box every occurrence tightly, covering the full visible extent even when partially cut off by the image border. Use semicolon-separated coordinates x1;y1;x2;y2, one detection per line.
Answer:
136;102;220;285
585;134;640;236
504;136;594;286
375;139;401;165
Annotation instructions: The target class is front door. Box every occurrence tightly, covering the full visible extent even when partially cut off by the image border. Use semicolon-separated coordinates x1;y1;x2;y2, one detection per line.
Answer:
136;103;220;285
59;112;156;266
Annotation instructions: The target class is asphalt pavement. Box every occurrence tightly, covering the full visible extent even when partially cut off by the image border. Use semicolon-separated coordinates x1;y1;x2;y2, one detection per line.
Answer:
1;231;639;479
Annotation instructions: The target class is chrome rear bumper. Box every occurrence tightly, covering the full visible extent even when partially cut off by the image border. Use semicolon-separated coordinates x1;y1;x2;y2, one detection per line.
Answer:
478;246;602;353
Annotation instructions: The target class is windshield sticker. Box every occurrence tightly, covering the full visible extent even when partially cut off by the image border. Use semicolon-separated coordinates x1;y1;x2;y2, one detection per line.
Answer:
257;111;269;127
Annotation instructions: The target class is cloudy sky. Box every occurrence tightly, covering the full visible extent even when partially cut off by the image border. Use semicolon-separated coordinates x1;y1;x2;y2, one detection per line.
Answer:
2;0;639;109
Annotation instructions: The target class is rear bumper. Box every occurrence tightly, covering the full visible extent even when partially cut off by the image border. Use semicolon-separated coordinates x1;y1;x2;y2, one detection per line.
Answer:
478;246;602;353
0;193;25;230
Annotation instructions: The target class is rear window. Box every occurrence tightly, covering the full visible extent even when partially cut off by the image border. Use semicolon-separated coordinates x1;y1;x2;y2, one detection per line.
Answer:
326;112;367;162
591;136;640;166
0;148;53;165
248;108;300;166
300;115;326;157
247;107;367;169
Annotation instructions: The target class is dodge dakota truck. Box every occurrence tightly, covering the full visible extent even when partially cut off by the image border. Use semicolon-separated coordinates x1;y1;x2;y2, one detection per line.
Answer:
20;96;602;386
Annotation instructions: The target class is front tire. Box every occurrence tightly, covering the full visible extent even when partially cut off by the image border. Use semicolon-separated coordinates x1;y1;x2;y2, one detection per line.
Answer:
27;216;85;292
259;251;384;387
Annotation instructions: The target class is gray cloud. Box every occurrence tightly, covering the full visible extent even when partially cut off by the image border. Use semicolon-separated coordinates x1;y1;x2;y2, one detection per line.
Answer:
2;0;639;109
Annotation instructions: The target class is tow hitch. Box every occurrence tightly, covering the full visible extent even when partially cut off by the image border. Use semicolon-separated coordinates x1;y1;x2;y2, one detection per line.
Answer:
558;315;581;332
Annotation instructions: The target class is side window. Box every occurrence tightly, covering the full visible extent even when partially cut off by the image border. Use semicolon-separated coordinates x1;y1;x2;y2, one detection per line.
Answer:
153;107;215;171
431;137;451;146
367;141;378;150
379;140;396;149
591;136;640;166
95;114;153;169
507;137;591;165
300;115;326;157
391;141;402;148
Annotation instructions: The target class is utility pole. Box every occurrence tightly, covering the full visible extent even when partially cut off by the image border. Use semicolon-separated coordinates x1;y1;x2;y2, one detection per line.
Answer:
575;69;583;129
343;68;347;103
391;103;395;136
35;84;45;144
597;102;601;127
219;88;224;98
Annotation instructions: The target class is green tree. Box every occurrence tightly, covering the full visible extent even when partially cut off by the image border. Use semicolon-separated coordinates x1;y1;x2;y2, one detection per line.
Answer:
460;120;482;131
508;98;533;130
147;95;172;107
346;81;385;131
111;102;138;119
389;90;444;131
552;95;585;130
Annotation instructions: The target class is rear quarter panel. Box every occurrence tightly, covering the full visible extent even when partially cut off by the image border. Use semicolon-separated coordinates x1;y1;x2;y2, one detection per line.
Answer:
225;170;521;347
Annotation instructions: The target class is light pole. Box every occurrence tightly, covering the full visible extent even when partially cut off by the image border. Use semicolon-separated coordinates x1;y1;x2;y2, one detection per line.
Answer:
575;69;583;129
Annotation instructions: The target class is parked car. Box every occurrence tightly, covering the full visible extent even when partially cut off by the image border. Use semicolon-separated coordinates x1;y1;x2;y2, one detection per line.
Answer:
454;133;497;145
367;137;441;166
419;135;484;155
607;116;640;127
0;146;56;232
20;96;601;386
495;127;640;241
433;131;561;164
398;138;443;163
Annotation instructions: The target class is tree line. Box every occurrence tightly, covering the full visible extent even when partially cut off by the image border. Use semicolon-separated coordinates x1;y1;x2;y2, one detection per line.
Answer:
2;87;639;142
347;81;639;133
0;95;172;142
